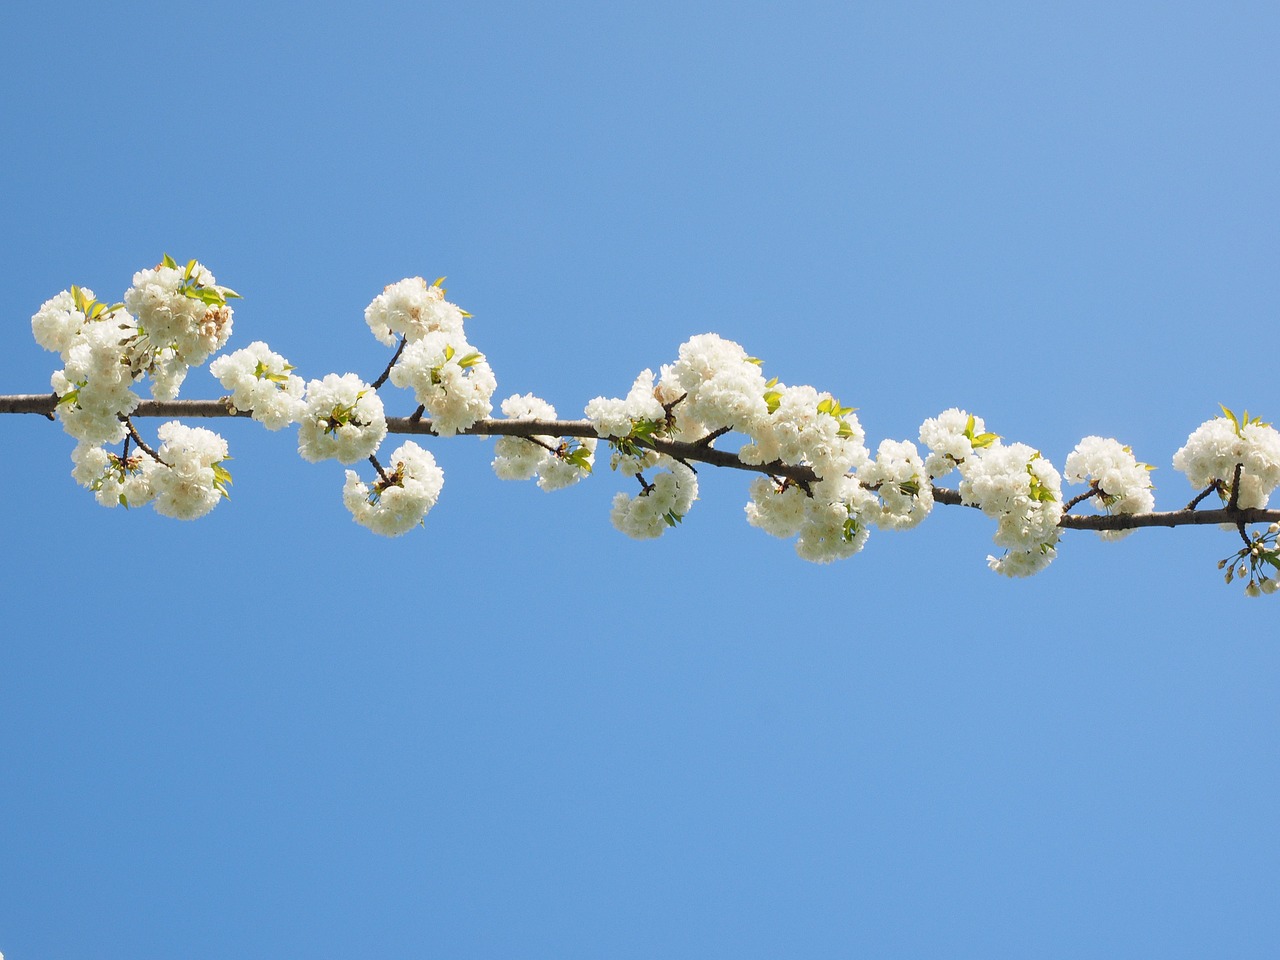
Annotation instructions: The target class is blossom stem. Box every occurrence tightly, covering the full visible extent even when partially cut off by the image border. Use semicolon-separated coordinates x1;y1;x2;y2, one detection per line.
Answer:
369;454;392;485
371;336;408;390
694;425;732;447
120;415;164;464
1062;487;1098;514
1186;482;1222;511
1228;462;1244;511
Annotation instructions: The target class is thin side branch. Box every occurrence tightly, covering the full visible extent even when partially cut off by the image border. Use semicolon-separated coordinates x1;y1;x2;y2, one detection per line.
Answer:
1062;486;1099;514
1186;482;1222;511
371;336;408;390
121;416;164;464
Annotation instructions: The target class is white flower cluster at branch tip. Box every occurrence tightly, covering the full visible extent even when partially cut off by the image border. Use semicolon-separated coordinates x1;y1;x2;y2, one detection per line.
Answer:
151;423;232;520
365;276;467;345
1173;407;1280;510
24;262;1280;596
611;461;699;539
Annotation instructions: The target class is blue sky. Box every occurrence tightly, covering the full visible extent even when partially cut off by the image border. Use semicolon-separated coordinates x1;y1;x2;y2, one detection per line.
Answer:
2;2;1279;957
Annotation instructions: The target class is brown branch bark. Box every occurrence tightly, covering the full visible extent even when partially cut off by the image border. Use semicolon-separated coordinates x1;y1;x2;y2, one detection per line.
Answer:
5;393;1280;532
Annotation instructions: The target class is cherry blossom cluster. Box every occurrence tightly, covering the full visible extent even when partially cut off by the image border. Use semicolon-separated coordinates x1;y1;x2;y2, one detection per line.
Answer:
492;394;596;491
25;262;1280;596
1173;407;1280;510
32;258;239;519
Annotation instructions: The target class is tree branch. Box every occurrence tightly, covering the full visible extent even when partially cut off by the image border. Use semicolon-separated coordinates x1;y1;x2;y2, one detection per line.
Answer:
5;393;1280;532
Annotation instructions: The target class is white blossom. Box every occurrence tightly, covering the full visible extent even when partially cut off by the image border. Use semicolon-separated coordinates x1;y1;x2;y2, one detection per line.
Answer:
389;332;495;436
150;421;231;520
585;369;666;438
857;439;934;531
32;288;91;357
610;461;698;539
51;316;145;446
493;394;558;480
210;342;307;430
959;441;1062;572
919;408;992;478
987;544;1058;578
665;333;768;433
794;476;876;563
70;442;156;509
491;394;595;490
297;373;388;464
744;476;809;539
536;436;595;491
364;277;467;346
124;260;234;366
343;441;445;536
1063;436;1155;540
739;383;868;480
1173;412;1280;510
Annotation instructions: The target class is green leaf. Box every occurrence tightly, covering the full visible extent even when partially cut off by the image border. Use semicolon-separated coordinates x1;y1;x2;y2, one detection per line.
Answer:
444;344;456;362
562;444;593;473
161;253;178;269
456;350;484;369
184;258;197;280
212;461;234;499
962;416;999;449
746;356;764;365
842;515;861;542
1026;461;1057;503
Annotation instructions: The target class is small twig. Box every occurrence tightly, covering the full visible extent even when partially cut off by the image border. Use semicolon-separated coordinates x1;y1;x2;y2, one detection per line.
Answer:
1229;463;1249;551
634;472;655;495
409;404;426;423
518;434;560;455
661;392;688;417
1185;481;1222;511
694;425;732;447
1228;462;1244;511
672;456;698;474
369;454;392;485
1062;485;1099;515
121;416;164;464
371;336;408;390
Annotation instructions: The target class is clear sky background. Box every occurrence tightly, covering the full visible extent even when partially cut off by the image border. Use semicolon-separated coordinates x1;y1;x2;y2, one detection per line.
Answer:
2;2;1279;957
